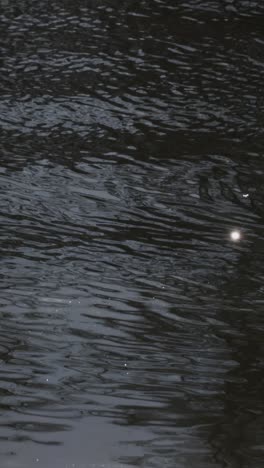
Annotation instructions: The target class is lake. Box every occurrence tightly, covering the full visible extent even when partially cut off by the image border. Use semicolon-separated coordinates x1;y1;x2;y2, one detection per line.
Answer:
0;1;264;467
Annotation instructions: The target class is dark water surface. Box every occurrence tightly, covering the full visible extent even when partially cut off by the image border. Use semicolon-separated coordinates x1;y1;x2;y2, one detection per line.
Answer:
1;1;264;467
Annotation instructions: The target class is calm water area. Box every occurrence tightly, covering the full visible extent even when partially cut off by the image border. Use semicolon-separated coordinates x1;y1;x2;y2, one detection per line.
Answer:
1;1;264;467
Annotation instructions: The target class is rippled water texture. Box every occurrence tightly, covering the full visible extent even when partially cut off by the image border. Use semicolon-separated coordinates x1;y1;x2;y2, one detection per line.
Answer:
1;1;264;467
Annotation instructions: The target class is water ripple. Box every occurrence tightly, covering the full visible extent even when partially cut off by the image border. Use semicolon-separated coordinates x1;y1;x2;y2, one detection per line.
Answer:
1;1;264;467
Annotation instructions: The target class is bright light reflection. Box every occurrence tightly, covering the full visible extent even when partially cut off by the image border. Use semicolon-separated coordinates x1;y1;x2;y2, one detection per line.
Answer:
230;230;241;241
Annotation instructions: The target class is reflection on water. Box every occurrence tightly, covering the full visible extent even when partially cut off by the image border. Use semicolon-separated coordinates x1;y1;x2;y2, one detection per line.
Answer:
0;0;264;467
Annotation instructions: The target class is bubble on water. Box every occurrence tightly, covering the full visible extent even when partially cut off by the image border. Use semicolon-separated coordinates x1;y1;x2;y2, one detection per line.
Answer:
230;230;241;241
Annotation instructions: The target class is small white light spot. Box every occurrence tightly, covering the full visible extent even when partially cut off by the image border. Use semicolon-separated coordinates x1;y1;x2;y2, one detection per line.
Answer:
230;230;241;241
242;193;249;198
